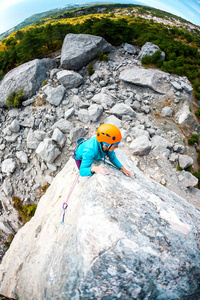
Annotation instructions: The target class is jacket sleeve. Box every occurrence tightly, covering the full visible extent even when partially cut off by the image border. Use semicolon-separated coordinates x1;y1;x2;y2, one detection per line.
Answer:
108;151;123;169
79;149;94;177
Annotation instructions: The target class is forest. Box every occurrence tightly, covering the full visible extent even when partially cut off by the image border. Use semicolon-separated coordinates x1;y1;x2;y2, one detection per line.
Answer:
0;6;200;101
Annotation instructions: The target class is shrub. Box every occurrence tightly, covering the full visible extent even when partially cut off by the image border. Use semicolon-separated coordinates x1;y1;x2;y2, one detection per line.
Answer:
6;88;26;108
0;70;4;80
195;107;200;118
96;51;109;61
19;204;37;224
142;50;164;67
193;169;200;189
177;164;183;171
42;80;47;86
12;197;37;224
4;233;15;249
87;61;94;76
197;148;200;164
188;134;199;145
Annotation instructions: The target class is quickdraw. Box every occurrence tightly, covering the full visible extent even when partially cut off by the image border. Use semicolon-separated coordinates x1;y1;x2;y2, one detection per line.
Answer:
60;172;80;225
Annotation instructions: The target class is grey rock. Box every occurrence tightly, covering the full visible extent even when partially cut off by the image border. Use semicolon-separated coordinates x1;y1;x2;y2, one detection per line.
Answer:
123;43;140;55
110;103;136;118
52;119;73;134
36;138;61;163
131;127;150;139
169;153;179;163
65;108;75;119
161;106;173;117
50;68;60;79
33;130;46;141
130;135;152;155
4;133;20;143
9;119;20;133
20;116;35;128
88;104;103;122
132;100;141;111
16;151;28;164
44;85;66;106
171;81;182;90
1;151;199;299
175;103;192;125
52;128;66;148
178;155;193;169
27;130;40;149
0;58;55;107
180;78;193;93
22;98;36;107
119;67;171;94
78;109;90;124
151;136;173;158
91;92;115;108
2;158;16;175
8;108;19;118
141;105;151;114
104;115;122;128
2;178;13;196
70;127;88;142
178;170;198;188
138;42;165;60
173;144;185;154
60;33;112;70
57;70;83;89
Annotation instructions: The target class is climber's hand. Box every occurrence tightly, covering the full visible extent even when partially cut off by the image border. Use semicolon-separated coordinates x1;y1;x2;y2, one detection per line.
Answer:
120;166;135;179
91;165;109;175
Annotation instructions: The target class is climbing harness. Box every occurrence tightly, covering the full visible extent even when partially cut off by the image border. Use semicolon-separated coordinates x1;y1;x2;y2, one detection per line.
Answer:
60;172;80;225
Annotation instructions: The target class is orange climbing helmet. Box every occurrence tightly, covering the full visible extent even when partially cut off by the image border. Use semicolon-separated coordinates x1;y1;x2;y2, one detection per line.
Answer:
96;123;122;145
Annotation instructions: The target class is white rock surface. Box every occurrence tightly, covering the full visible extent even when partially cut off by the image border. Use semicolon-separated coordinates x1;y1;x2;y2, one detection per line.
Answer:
0;152;200;299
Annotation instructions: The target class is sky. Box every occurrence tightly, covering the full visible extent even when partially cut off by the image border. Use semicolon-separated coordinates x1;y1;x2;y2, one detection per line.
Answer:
0;0;200;35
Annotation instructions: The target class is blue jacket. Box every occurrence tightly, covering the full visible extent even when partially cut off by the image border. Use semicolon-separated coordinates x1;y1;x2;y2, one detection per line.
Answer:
74;136;123;177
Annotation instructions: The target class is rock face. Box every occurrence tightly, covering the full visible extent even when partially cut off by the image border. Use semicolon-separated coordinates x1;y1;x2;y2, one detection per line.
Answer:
0;151;200;299
60;33;112;70
119;67;172;94
0;58;56;107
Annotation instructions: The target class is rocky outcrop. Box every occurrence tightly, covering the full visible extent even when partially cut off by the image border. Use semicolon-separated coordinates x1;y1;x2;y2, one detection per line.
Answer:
0;58;56;107
60;33;112;70
137;41;165;60
119;67;172;94
0;34;200;263
0;152;200;299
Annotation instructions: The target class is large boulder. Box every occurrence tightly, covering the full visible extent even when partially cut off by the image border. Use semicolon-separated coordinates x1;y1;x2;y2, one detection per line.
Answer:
151;135;173;158
60;33;112;70
119;67;172;94
110;103;136;118
0;151;200;299
130;135;152;155
44;85;66;106
0;58;56;107
57;70;83;89
138;42;165;60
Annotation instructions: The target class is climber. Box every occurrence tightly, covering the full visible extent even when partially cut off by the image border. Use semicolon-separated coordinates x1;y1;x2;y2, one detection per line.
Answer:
73;123;134;178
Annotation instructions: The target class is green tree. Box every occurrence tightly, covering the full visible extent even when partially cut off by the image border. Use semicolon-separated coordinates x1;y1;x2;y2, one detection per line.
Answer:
16;30;43;61
15;30;24;40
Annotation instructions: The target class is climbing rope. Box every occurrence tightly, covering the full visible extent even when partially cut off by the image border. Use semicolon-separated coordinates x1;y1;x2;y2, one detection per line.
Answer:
60;172;80;225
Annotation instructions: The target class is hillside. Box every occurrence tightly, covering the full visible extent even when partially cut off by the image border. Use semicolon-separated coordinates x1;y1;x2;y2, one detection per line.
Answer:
0;2;103;40
1;3;199;41
1;3;200;103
